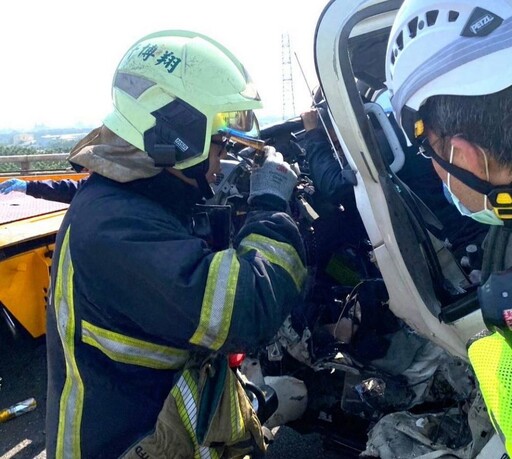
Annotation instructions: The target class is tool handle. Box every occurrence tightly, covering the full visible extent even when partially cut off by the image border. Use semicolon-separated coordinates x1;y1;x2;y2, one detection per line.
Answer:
252;148;269;167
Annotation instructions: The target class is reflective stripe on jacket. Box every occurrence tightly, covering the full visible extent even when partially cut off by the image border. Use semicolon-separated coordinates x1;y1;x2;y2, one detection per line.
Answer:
46;171;306;458
121;354;265;459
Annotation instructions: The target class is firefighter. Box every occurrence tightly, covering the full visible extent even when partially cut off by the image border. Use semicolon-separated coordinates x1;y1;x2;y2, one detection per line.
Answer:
386;0;512;453
45;30;306;458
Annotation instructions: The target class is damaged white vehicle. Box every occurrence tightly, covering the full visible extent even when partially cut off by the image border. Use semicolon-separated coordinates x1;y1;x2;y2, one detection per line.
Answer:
232;1;508;457
311;0;505;457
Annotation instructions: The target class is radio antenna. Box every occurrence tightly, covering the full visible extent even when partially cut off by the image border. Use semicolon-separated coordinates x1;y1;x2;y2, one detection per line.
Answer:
294;51;345;170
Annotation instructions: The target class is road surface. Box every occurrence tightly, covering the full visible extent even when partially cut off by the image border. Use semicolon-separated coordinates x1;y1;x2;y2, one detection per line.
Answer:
0;321;361;459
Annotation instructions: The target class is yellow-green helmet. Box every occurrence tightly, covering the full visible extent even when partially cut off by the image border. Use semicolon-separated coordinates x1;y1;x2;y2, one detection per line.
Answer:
103;30;263;169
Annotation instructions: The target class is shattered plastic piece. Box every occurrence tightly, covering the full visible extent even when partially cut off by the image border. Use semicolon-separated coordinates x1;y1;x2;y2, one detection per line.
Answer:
267;342;283;362
343;373;408;421
362;410;473;459
274;316;312;365
355;378;386;400
240;357;265;386
466;391;496;457
317;411;333;423
415;417;427;428
370;328;472;408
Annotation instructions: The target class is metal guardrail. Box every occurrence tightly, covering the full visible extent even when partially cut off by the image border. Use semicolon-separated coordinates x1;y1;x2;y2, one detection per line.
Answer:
0;153;70;175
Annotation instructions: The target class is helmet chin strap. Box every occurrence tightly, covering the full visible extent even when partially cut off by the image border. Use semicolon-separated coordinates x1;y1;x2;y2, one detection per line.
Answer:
195;174;214;200
183;159;214;200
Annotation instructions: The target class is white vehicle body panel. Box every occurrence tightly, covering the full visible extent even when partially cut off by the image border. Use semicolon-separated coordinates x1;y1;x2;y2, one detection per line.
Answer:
314;0;487;359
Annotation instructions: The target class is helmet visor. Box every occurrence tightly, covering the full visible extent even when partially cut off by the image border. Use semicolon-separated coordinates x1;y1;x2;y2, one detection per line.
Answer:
215;110;260;137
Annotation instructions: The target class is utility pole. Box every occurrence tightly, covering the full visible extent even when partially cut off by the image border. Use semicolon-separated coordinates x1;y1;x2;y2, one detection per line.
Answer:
281;32;296;120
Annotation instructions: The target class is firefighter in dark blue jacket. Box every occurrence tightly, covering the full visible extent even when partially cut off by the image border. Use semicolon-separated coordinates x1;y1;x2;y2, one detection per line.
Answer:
45;30;306;459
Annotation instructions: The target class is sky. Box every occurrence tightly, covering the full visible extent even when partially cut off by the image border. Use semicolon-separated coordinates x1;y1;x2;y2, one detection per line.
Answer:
0;0;328;130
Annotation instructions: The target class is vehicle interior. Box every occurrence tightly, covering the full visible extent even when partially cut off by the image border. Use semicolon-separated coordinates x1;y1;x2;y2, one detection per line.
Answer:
345;12;489;321
311;0;492;360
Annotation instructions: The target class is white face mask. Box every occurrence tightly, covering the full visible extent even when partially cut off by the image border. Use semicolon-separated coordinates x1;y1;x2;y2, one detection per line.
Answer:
445;144;504;226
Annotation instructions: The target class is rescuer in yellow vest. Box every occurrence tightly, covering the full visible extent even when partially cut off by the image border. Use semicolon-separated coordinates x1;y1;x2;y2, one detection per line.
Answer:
385;0;512;453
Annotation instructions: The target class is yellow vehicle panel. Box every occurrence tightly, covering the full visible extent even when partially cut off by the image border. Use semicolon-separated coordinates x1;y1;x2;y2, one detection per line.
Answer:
0;209;66;247
0;243;55;338
0;173;84;337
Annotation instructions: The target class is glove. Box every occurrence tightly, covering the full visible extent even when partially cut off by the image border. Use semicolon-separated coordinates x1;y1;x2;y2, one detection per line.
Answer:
300;109;320;132
0;178;27;194
468;331;512;454
249;146;297;205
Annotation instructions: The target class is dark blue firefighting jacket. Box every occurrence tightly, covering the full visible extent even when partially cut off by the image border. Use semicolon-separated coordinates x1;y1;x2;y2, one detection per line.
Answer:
45;171;306;458
27;178;86;203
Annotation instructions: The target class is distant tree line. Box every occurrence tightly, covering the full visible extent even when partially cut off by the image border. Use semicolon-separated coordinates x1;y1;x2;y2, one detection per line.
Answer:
0;140;76;173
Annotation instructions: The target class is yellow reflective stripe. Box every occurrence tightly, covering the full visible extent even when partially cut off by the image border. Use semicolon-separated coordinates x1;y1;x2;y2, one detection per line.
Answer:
190;250;240;351
172;373;198;457
81;320;189;370
54;228;84;459
239;234;306;291
171;371;219;459
229;374;245;442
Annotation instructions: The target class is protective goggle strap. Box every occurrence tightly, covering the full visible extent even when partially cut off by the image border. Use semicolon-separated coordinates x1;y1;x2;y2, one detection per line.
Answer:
423;142;512;219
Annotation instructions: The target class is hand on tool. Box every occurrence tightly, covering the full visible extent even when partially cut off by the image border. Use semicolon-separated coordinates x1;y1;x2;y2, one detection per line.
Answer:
300;109;320;132
248;146;297;205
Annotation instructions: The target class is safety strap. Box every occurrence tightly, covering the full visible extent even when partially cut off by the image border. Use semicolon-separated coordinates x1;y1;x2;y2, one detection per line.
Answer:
481;226;512;283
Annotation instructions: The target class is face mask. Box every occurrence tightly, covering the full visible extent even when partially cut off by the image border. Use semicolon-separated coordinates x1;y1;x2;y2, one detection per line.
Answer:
445;144;504;226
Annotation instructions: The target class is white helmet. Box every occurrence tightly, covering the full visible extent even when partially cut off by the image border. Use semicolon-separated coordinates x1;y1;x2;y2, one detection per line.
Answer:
104;30;262;169
386;1;512;142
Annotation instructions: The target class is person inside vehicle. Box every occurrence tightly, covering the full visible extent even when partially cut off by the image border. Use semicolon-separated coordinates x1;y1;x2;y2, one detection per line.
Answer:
0;176;85;203
386;0;512;453
45;30;306;458
300;106;358;208
299;106;367;270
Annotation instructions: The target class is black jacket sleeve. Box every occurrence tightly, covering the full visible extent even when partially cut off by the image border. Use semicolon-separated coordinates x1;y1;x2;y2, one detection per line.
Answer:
305;129;357;205
26;178;85;203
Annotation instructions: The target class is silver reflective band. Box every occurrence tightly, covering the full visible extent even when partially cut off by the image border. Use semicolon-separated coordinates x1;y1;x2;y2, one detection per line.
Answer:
190;250;239;351
82;320;189;370
54;228;84;459
172;374;218;459
392;16;512;117
239;235;306;291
